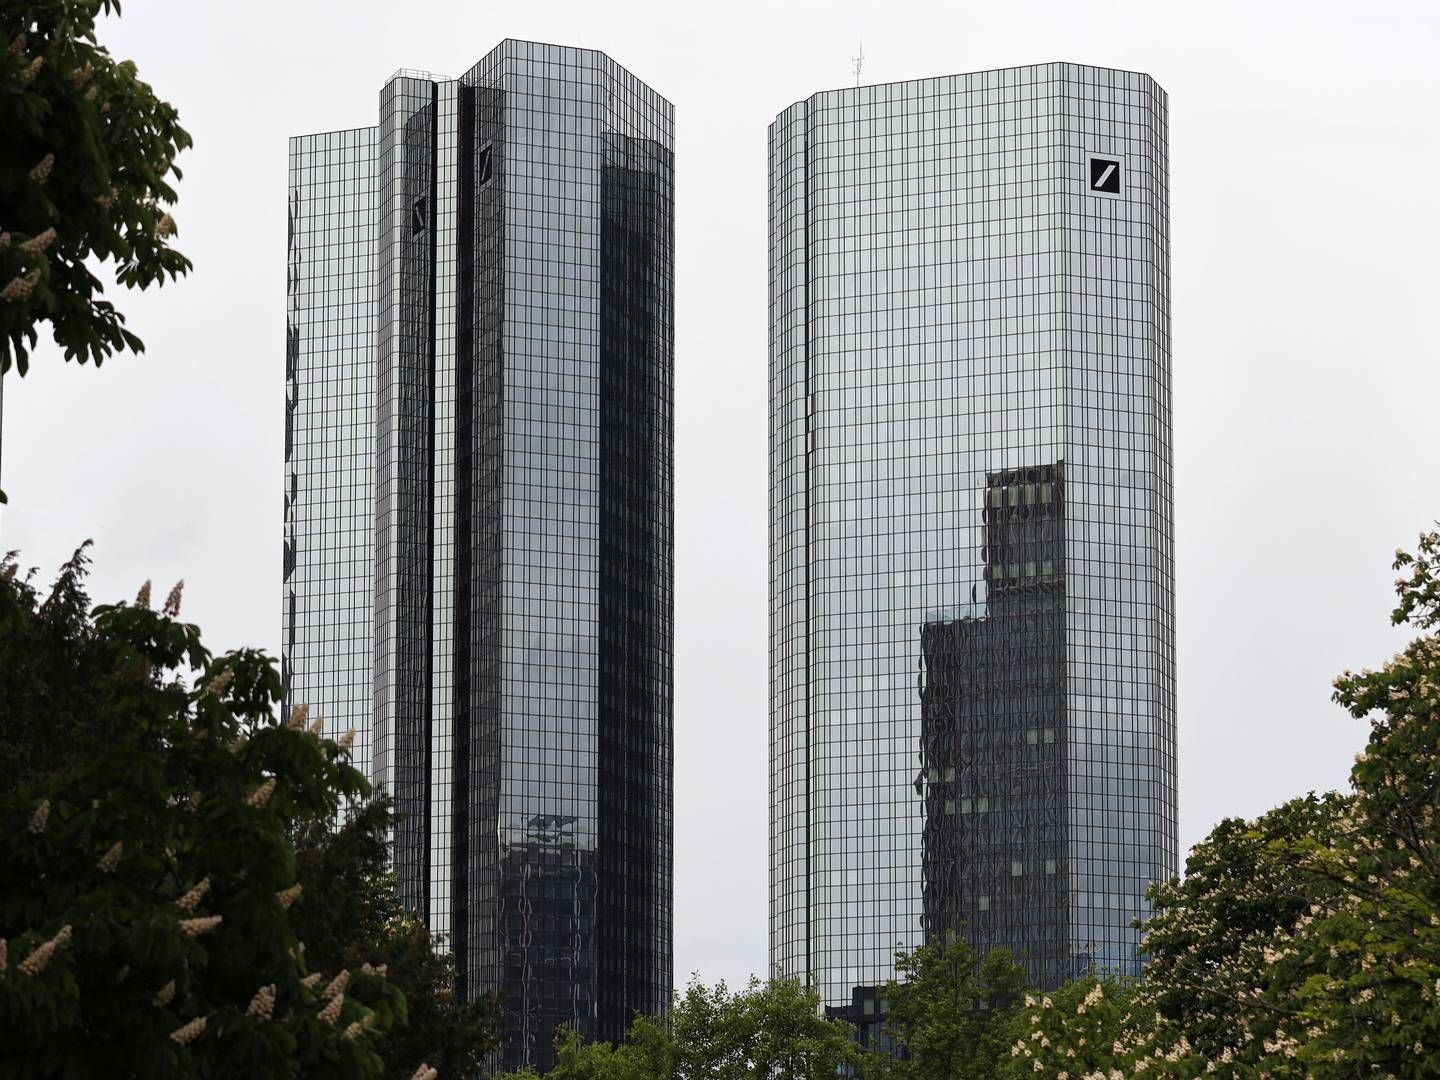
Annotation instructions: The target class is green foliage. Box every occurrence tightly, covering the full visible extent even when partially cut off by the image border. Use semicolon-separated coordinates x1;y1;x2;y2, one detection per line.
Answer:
880;936;1027;1079
1;0;191;376
499;975;876;1080
1136;792;1349;1074
0;551;415;1078
667;976;876;1080
1282;532;1440;1076
0;543;128;787
978;529;1440;1078
292;793;504;1079
996;976;1155;1078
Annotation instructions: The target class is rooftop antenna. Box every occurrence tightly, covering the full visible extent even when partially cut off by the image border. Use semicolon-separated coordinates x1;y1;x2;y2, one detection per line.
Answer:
851;43;865;87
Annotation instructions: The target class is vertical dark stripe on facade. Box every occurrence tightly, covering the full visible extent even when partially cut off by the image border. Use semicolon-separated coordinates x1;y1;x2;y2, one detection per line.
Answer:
455;77;506;1011
596;132;675;1050
452;81;475;1001
421;80;440;920
394;88;437;918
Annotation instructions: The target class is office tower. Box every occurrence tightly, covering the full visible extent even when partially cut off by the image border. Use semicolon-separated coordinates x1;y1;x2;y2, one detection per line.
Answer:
769;62;1174;1012
285;40;674;1072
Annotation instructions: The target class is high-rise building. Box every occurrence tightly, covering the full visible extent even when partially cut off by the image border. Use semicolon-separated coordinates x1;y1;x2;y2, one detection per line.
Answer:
285;40;674;1072
768;63;1174;1008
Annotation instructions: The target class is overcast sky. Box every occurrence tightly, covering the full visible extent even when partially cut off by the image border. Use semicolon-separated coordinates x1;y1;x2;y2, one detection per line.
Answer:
3;0;1437;992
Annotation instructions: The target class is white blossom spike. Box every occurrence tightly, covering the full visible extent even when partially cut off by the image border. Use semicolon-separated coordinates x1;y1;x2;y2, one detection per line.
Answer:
245;778;276;809
0;938;7;972
154;979;176;1006
276;883;302;910
246;983;277;1019
308;713;324;738
411;1065;438;1080
18;228;55;256
169;1016;207;1046
176;877;210;913
179;915;222;938
338;729;356;751
28;799;49;834
288;704;308;731
0;269;40;301
318;992;344;1024
135;580;152;608
206;668;233;698
18;56;44;86
323;969;349;1000
301;972;322;990
163;579;184;615
19;925;71;976
97;841;123;873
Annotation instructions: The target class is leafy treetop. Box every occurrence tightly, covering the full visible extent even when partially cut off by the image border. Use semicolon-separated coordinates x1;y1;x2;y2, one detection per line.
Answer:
0;549;429;1079
1;0;191;375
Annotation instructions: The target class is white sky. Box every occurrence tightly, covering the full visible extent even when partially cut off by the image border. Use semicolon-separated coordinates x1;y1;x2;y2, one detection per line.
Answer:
2;0;1437;993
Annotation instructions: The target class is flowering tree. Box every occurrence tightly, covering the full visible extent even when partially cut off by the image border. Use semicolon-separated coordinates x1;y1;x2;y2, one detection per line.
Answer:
1;0;190;378
1134;793;1349;1075
0;552;432;1079
997;977;1178;1079
989;529;1440;1078
1283;530;1440;1075
292;793;503;1079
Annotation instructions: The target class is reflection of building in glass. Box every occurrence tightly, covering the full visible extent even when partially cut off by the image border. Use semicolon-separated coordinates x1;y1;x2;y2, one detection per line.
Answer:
499;816;597;1066
920;464;1069;986
284;40;674;1073
769;63;1175;1009
825;985;903;1058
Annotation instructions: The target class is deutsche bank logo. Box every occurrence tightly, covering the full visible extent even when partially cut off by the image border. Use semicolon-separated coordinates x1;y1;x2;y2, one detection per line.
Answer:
478;145;494;185
1089;157;1121;194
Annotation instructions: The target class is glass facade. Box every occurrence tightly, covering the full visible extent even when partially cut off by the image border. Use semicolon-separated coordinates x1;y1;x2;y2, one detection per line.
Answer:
284;125;378;781
768;63;1174;1006
285;40;674;1073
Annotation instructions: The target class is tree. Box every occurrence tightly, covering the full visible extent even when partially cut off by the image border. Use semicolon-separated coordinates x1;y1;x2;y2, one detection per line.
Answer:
292;793;504;1079
499;975;877;1080
1134;792;1349;1074
880;936;1027;1080
0;542;131;787
1001;529;1440;1078
0;551;423;1079
996;975;1155;1079
1;0;191;380
1282;530;1440;1076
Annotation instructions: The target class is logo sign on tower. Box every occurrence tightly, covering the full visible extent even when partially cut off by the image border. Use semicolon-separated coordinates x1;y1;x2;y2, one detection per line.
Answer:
1089;157;1121;194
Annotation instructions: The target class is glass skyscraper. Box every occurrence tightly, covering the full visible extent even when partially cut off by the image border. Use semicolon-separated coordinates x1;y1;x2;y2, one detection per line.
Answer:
284;40;674;1072
768;63;1174;1008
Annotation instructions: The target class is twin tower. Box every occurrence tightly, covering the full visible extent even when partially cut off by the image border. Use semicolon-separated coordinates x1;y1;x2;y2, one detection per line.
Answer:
284;39;1174;1072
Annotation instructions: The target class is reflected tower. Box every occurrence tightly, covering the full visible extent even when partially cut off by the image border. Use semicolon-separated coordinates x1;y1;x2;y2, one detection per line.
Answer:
284;40;674;1072
919;463;1069;986
769;63;1174;1005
